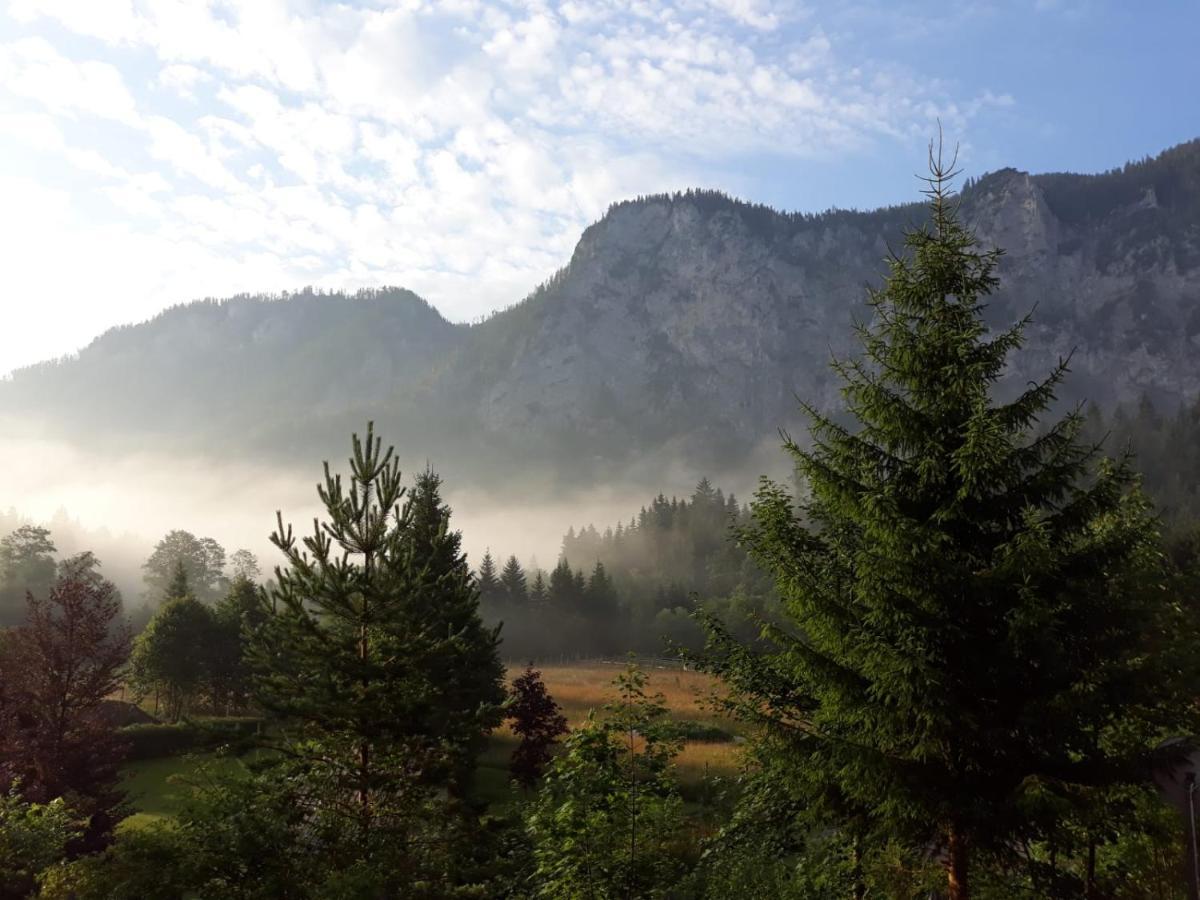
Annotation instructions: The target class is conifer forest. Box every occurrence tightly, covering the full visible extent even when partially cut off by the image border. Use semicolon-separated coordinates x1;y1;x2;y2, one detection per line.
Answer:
2;4;1199;898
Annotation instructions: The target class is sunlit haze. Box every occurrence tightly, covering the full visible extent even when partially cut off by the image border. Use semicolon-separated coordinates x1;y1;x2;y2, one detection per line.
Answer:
1;0;1196;374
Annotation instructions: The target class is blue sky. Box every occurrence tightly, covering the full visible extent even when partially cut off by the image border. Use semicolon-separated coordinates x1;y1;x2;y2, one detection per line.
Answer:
0;0;1197;374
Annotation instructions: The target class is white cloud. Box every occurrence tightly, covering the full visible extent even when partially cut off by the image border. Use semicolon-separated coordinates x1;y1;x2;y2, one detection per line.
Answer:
0;0;1015;373
0;37;140;125
157;63;212;99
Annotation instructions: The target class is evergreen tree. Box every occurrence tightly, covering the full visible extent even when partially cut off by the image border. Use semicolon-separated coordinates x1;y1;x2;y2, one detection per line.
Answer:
547;559;578;608
475;549;502;613
245;428;484;885
500;555;528;608
400;469;506;793
695;148;1198;898
585;561;620;654
529;571;548;608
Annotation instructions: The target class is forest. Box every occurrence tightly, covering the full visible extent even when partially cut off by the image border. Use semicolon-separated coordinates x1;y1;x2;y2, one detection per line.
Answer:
4;166;1200;900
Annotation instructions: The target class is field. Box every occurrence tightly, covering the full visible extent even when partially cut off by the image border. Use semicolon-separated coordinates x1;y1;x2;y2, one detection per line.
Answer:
119;660;745;827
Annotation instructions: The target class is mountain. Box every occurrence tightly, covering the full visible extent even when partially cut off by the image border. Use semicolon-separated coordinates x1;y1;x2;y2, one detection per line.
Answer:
3;139;1199;491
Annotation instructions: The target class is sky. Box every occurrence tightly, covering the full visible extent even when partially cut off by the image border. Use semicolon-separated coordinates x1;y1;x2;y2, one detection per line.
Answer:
0;0;1197;375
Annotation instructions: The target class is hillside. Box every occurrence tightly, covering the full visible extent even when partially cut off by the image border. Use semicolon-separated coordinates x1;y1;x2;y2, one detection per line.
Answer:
4;139;1199;489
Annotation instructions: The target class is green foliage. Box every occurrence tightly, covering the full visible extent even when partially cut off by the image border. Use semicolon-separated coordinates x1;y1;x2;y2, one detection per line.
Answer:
0;788;78;900
694;152;1200;895
128;591;217;721
508;666;568;788
500;555;528;608
0;524;57;627
240;425;504;885
490;480;776;659
119;718;261;761
525;662;688;898
207;575;263;712
142;530;227;605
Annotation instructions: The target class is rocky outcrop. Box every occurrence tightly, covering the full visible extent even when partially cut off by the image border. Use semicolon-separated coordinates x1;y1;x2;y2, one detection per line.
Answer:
3;139;1198;485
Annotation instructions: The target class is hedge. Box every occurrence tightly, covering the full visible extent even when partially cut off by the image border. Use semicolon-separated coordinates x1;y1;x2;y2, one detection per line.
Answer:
119;717;263;761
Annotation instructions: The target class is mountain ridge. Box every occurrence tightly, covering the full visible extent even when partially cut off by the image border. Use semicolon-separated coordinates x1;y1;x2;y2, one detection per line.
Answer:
4;138;1199;489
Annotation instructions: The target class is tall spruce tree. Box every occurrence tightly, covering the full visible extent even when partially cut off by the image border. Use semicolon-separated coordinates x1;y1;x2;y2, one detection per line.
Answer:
475;549;502;614
397;468;506;795
500;555;528;608
529;571;548;608
696;147;1197;898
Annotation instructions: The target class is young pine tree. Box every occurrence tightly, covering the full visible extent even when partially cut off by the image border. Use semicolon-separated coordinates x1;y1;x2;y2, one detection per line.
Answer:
248;429;504;875
696;147;1198;899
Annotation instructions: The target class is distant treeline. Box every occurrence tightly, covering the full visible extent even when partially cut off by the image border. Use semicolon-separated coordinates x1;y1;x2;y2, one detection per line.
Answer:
476;478;777;659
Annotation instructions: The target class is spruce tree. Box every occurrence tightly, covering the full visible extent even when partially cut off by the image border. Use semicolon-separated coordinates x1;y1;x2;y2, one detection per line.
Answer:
399;468;506;794
500;555;528;608
529;571;548;608
476;549;501;611
696;148;1197;898
585;561;620;655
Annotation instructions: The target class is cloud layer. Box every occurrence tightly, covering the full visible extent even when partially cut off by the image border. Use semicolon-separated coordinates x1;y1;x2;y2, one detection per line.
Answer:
0;0;1013;373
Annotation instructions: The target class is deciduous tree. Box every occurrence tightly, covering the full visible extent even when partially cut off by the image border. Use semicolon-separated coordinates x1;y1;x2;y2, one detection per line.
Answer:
508;665;568;788
0;562;131;852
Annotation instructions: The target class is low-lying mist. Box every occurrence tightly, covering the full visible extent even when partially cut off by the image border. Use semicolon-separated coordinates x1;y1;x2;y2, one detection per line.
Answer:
0;428;794;607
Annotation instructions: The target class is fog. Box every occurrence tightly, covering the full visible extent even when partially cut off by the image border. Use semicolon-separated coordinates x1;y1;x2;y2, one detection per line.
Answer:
0;430;791;605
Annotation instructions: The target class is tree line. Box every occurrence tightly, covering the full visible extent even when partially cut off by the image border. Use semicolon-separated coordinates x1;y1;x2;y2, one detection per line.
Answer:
3;159;1200;896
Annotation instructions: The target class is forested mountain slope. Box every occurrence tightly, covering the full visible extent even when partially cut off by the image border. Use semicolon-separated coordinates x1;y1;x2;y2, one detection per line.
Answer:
4;139;1199;487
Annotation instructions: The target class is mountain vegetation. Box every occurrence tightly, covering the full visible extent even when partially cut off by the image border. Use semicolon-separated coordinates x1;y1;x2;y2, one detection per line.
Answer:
4;140;1200;490
2;146;1200;897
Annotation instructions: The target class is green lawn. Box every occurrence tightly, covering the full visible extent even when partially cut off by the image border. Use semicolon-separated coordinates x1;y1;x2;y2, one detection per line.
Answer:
119;752;252;831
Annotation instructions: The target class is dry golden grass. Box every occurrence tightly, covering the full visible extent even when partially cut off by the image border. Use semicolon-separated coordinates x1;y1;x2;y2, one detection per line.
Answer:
510;661;725;726
503;661;745;781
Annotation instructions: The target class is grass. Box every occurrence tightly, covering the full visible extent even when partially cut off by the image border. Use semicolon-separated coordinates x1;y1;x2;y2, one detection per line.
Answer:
119;750;264;831
119;661;746;825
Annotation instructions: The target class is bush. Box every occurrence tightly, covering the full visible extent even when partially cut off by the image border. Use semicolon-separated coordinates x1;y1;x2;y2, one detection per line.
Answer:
120;717;262;760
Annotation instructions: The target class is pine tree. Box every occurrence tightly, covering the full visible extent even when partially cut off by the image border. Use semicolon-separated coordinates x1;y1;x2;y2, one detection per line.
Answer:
695;147;1198;898
245;428;490;883
500;555;528;608
585;561;620;655
548;559;577;608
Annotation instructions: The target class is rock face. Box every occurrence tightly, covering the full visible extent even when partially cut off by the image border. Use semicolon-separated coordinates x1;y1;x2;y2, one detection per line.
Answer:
3;139;1199;486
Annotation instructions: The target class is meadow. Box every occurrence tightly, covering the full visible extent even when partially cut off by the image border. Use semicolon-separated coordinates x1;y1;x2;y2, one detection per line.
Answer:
118;660;746;829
